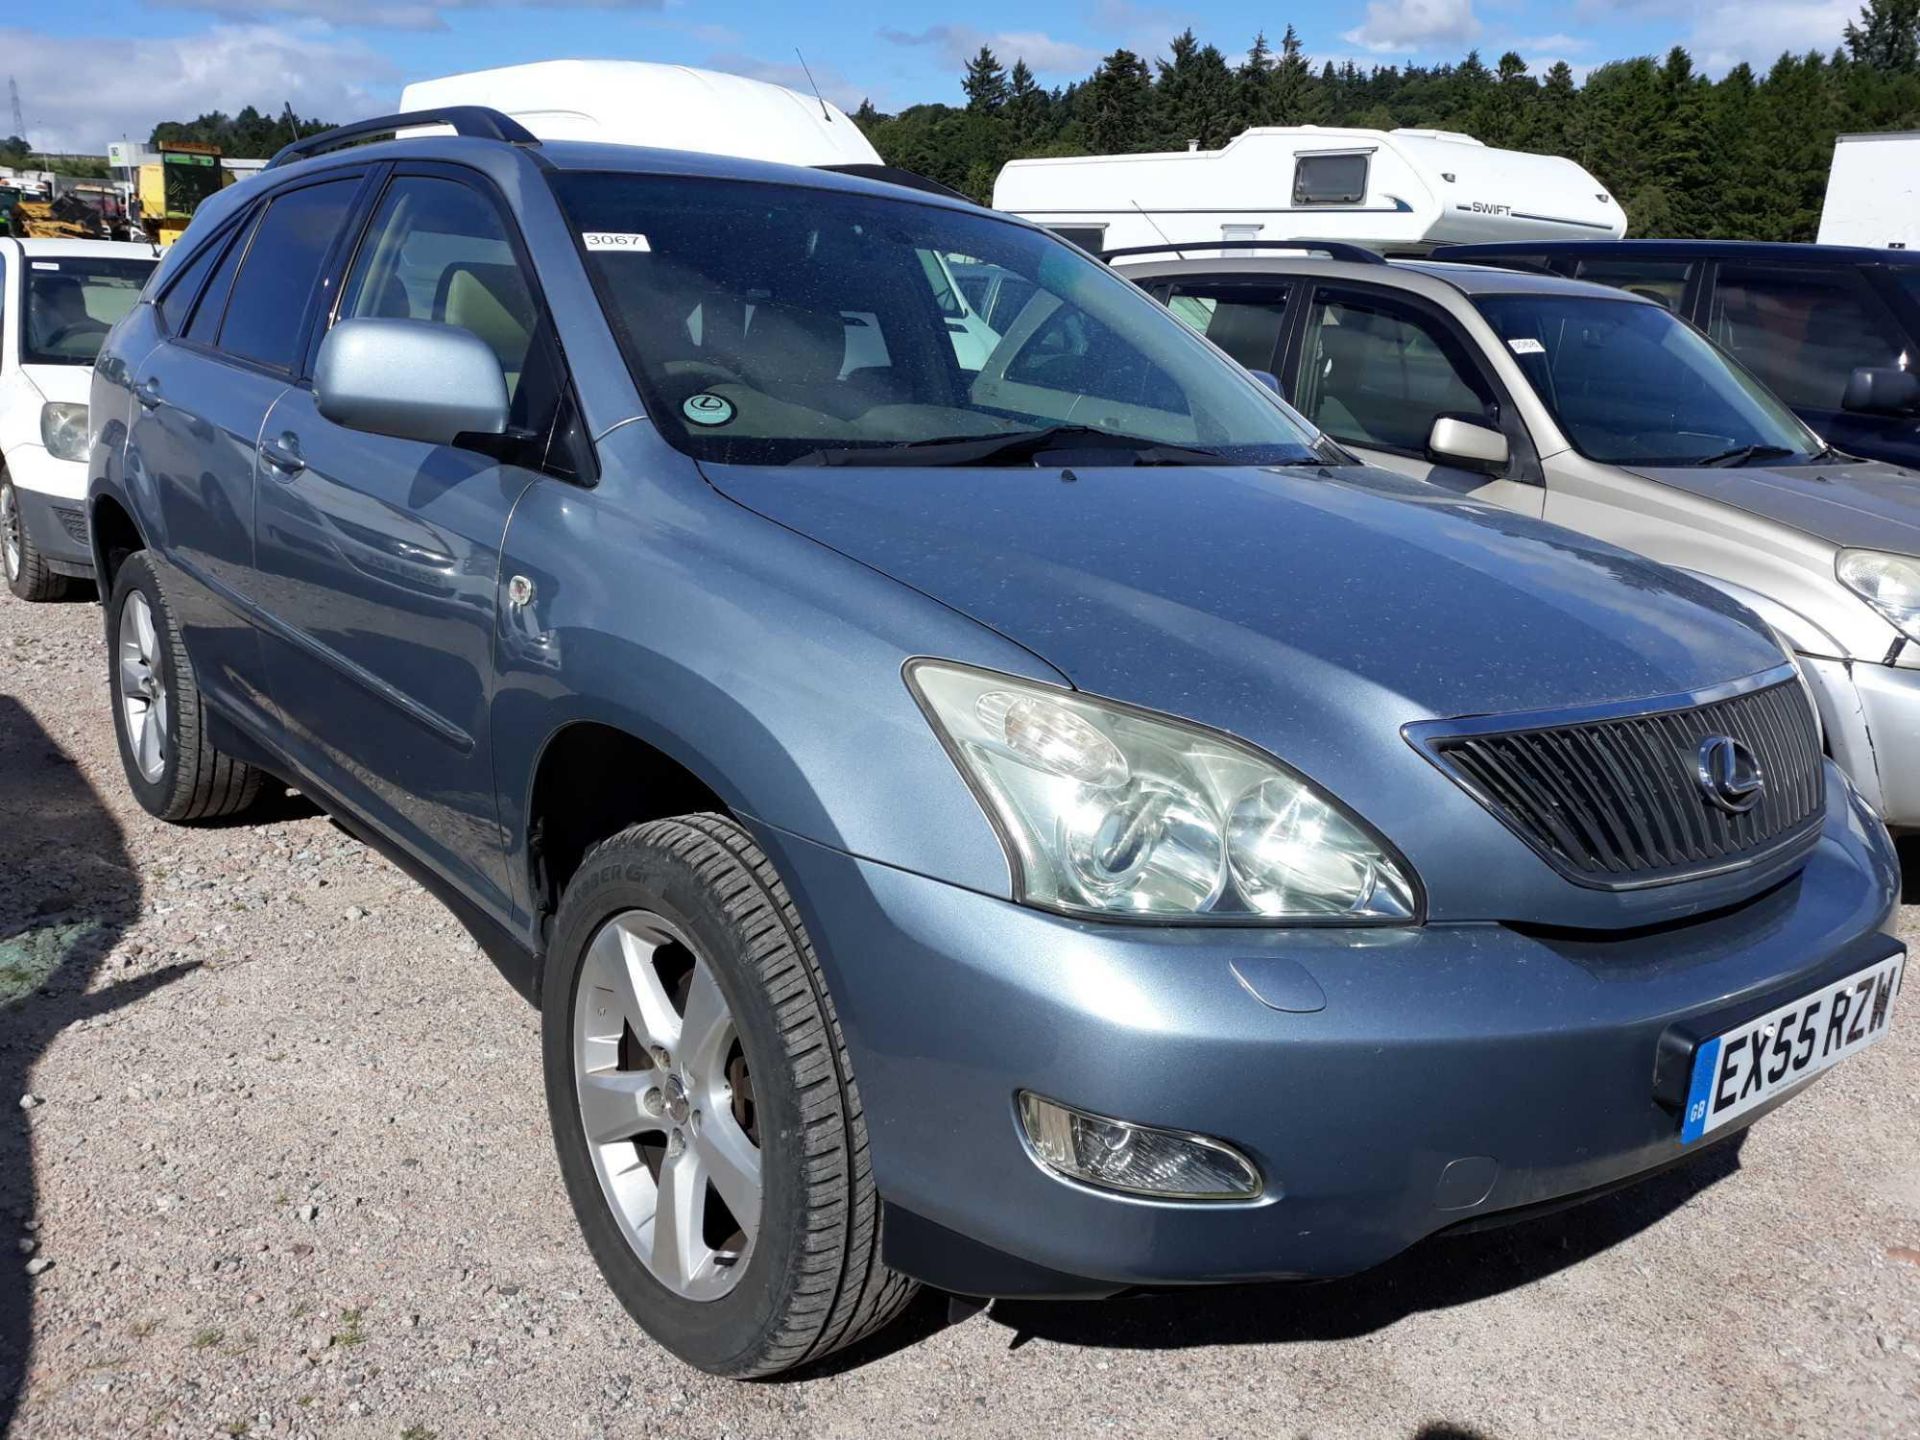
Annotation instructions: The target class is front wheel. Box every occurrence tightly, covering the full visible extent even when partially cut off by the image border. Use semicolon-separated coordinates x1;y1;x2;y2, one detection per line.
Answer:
2;472;71;602
542;814;916;1376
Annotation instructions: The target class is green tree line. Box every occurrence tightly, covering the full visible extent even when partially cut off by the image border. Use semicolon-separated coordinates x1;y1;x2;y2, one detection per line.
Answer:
857;0;1920;240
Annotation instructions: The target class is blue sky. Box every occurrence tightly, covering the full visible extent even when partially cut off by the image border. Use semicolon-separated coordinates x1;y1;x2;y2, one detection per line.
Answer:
8;0;1857;152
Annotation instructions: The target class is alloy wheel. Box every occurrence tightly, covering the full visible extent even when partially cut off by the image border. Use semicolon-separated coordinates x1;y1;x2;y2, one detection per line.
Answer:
1;483;20;583
117;591;170;783
573;909;762;1302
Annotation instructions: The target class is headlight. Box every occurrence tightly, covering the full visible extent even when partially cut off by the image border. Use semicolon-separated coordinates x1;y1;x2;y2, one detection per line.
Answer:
40;402;89;463
908;660;1418;922
1837;549;1920;643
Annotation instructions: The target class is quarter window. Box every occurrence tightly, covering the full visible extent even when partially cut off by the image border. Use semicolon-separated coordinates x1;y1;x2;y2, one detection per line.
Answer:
1710;264;1911;411
155;228;228;335
1293;154;1369;207
1296;289;1496;454
184;215;256;346
216;178;360;371
1572;257;1694;313
1163;282;1291;372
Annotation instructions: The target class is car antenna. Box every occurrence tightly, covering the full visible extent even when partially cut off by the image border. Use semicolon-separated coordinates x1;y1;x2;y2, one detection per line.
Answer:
1132;200;1186;261
794;49;831;122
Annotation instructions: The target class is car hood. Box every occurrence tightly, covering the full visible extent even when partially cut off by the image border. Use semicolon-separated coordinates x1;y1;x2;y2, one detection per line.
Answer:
1618;459;1920;553
20;363;91;407
704;460;1781;725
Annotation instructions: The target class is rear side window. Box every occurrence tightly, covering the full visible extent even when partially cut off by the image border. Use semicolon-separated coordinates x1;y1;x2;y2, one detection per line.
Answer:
1295;288;1496;453
1164;282;1291;372
1294;154;1368;206
1572;257;1694;313
217;178;360;371
184;214;256;346
1710;264;1911;411
155;231;226;334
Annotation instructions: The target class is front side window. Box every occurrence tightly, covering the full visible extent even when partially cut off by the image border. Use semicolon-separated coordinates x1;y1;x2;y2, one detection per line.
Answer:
1478;293;1825;466
22;256;156;364
1293;154;1369;207
1710;264;1910;411
339;175;540;404
216;177;360;371
553;173;1325;467
1573;257;1694;313
1295;289;1496;454
1164;282;1291;372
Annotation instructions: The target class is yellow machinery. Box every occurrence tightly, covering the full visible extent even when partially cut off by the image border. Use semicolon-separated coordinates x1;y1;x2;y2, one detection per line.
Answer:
136;140;230;248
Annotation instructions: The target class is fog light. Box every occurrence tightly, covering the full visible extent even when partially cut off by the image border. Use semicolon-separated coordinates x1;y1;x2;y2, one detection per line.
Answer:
1017;1092;1263;1201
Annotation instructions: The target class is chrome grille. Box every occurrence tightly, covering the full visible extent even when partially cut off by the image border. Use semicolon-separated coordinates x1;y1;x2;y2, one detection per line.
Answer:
1414;675;1824;889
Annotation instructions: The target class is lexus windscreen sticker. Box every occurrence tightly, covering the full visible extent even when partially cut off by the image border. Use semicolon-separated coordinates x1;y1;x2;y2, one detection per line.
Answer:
1508;338;1546;355
683;393;735;426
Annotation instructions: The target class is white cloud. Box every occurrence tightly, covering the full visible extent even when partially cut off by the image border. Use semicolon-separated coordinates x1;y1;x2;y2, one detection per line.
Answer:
878;25;1100;75
1511;32;1597;53
2;23;395;153
1687;0;1853;69
1343;0;1483;53
149;0;664;33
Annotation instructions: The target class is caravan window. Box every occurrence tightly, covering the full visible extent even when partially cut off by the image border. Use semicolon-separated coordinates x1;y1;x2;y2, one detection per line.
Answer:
1293;154;1369;207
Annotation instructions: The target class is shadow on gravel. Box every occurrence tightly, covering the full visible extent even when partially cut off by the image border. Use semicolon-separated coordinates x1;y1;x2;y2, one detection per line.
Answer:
984;1135;1744;1356
0;694;188;1436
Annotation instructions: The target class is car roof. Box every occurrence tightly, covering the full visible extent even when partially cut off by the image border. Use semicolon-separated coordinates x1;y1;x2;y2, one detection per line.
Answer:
1439;238;1920;267
1112;253;1651;303
9;238;159;260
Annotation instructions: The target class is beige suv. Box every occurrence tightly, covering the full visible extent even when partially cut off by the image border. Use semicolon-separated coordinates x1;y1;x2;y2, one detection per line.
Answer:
1123;250;1920;831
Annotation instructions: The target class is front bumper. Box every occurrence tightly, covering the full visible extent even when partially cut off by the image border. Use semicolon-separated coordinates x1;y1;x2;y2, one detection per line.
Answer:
5;446;93;574
754;766;1901;1296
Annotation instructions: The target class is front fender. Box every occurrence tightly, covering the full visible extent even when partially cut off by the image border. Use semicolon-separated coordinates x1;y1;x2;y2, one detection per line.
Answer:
489;421;1062;939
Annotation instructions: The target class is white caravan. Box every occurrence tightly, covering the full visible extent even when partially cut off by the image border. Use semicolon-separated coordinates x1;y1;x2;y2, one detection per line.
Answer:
993;126;1627;256
399;60;882;168
1819;132;1920;250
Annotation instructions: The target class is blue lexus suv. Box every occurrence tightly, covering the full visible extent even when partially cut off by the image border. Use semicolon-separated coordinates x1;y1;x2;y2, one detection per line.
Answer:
85;110;1904;1376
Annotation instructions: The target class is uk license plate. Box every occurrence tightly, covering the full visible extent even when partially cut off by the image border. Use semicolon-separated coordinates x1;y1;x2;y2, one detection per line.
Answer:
1681;952;1904;1144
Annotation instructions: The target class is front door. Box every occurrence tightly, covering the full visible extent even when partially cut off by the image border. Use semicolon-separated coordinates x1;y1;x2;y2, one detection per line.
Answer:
251;169;561;917
1288;284;1545;518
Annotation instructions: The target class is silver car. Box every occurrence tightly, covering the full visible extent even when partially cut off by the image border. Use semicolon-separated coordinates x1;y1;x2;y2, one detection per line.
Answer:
1122;250;1920;832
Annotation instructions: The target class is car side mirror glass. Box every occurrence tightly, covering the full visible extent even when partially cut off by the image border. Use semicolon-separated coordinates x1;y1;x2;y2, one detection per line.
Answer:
314;317;510;448
1842;366;1920;418
1428;415;1510;474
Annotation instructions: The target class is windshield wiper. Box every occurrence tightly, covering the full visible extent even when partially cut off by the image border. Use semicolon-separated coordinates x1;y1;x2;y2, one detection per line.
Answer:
1696;443;1800;468
790;424;1230;468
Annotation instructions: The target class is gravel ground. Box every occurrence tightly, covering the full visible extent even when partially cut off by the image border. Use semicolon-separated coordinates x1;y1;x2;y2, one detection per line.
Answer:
2;587;1918;1440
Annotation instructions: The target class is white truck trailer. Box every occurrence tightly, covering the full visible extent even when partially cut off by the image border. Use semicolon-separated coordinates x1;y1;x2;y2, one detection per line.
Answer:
1818;132;1920;250
993;126;1627;256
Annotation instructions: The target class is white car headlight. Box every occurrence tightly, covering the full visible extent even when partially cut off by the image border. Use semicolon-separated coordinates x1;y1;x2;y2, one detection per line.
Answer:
1837;549;1920;643
908;661;1419;922
40;402;89;463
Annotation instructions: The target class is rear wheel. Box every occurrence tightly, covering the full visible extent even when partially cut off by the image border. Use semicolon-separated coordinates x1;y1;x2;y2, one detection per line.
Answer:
107;552;263;822
2;472;71;602
542;813;916;1376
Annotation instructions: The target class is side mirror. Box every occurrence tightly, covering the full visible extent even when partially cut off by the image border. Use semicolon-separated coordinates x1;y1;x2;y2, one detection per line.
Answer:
1842;366;1920;418
1249;369;1284;395
1428;415;1510;474
314;317;509;447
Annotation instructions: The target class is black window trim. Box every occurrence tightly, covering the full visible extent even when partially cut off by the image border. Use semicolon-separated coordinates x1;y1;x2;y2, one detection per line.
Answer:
1286;279;1541;482
307;158;598;487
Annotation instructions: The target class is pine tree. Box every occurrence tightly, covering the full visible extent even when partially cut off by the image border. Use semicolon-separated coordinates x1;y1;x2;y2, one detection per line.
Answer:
1231;31;1278;131
1845;0;1920;70
1157;29;1236;149
1083;49;1157;152
963;46;1010;113
1006;60;1048;148
1271;25;1321;125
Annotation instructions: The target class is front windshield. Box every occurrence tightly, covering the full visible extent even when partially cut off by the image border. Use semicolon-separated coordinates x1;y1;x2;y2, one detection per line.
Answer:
551;172;1327;466
1475;294;1827;466
22;256;155;365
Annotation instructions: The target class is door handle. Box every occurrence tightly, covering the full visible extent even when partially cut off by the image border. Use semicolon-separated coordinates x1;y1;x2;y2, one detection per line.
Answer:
258;432;306;476
135;377;163;410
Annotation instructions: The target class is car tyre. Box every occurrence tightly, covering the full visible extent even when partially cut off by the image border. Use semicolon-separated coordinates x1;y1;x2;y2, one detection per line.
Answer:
107;551;263;822
2;471;71;602
543;813;916;1376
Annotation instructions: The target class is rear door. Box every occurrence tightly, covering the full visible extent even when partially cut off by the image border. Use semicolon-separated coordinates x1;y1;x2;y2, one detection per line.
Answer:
251;164;581;917
125;172;366;728
1705;261;1918;463
1285;282;1545;516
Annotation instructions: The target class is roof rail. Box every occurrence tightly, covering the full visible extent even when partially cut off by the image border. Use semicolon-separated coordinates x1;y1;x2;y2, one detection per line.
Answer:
814;164;972;203
1101;239;1388;266
266;106;538;170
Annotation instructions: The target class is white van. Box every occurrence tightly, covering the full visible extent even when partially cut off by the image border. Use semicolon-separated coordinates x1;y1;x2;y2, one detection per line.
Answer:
993;126;1627;256
1818;132;1920;250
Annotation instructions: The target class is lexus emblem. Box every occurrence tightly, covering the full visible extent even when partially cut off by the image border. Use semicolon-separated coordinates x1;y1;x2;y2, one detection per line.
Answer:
1695;735;1765;814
